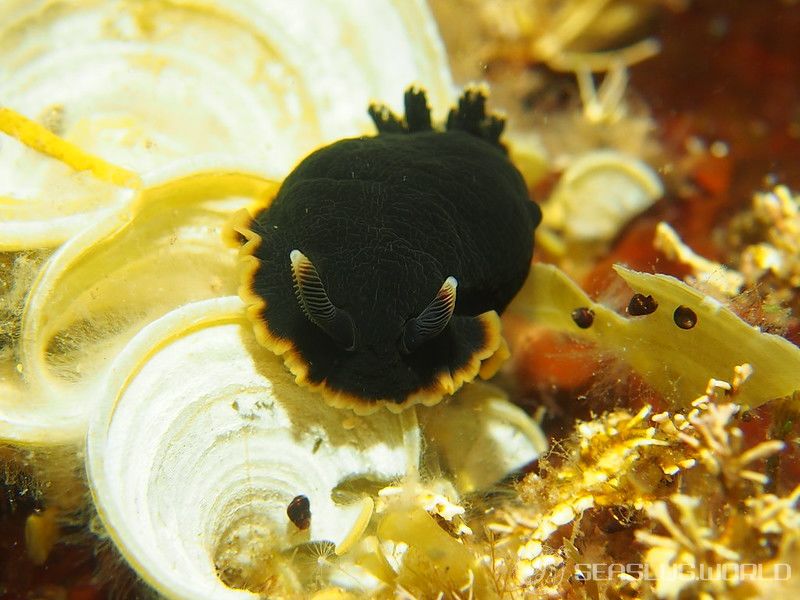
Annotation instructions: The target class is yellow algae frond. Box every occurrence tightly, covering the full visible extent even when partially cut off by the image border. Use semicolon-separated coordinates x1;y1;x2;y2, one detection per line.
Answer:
508;263;800;409
0;111;140;251
658;184;800;332
0;107;141;189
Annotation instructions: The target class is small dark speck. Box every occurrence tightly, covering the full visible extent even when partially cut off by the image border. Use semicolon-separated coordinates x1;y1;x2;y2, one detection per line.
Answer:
287;495;311;530
571;307;594;328
673;305;698;329
312;438;322;453
627;293;658;316
570;571;587;584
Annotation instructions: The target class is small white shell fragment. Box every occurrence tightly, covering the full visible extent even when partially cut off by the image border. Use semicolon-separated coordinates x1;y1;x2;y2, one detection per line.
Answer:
419;381;548;493
420;492;466;522
550;503;576;526
543;149;663;242
518;540;543;561
87;297;413;599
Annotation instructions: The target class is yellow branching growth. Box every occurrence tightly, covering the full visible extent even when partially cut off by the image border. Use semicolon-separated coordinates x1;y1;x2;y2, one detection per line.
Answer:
737;185;800;290
479;366;800;599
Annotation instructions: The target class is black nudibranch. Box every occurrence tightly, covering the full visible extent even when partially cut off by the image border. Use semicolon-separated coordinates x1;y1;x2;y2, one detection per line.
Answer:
229;87;541;413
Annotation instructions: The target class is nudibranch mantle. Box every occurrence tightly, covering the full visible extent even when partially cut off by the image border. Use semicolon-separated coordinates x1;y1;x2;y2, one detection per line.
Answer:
230;88;541;413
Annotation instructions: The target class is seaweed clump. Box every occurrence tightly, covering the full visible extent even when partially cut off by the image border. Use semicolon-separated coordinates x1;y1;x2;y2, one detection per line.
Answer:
477;366;800;599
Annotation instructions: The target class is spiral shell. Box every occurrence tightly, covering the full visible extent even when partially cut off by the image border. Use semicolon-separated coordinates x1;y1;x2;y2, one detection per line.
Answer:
87;298;546;598
86;297;408;597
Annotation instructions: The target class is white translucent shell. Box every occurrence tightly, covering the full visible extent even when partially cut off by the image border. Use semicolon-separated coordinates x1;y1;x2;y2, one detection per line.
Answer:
544;149;663;242
508;263;800;410
87;297;411;598
420;381;549;493
87;298;547;598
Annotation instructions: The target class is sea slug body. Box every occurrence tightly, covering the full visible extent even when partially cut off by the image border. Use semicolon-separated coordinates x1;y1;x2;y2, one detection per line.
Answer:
230;87;541;413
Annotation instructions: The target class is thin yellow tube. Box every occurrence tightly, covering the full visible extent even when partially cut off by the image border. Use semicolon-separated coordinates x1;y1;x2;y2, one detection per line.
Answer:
0;107;141;189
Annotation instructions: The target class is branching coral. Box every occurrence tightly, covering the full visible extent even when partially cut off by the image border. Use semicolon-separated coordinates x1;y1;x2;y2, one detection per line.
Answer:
633;487;800;600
